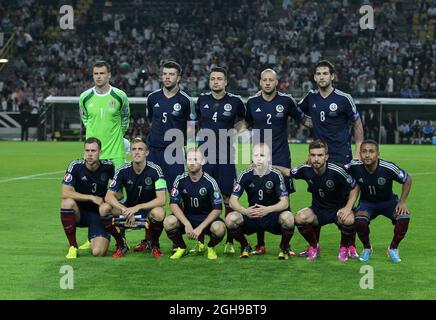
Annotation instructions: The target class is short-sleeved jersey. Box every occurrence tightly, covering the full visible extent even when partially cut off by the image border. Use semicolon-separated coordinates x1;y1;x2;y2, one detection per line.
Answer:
170;172;222;215
298;89;360;164
62;159;115;210
291;162;356;209
232;167;288;207
108;161;167;207
246;92;304;167
146;89;196;148
348;159;409;203
79;86;130;161
197;92;246;162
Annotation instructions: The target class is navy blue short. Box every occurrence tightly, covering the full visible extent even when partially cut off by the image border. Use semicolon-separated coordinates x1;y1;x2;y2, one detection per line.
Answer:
177;214;224;236
241;212;282;235
148;145;185;191
310;205;339;227
203;163;236;197
273;161;295;194
135;209;151;219
77;205;110;241
284;175;296;194
356;199;410;224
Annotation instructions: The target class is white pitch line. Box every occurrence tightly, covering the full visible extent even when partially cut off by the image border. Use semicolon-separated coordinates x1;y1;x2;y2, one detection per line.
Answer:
409;172;436;176
0;170;64;183
0;171;435;184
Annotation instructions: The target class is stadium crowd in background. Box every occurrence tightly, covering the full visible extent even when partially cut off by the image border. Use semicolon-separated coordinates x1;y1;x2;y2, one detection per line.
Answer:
0;0;436;106
0;0;435;144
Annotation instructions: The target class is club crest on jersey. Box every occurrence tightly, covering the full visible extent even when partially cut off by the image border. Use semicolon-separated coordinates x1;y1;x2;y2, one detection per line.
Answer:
64;173;73;183
145;177;153;185
224;104;232;112
347;176;354;184
329;103;338;111
326;180;335;188
233;183;241;193
100;173;108;182
213;191;221;199
199;187;208;196
276;105;284;113
377;177;386;185
109;100;115;109
171;188;179;197
265;181;274;189
173;103;182;112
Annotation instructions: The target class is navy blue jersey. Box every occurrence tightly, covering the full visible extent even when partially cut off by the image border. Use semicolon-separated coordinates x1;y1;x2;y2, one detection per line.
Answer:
246;92;304;167
62;159;115;210
348;159;408;203
232;167;288;207
170;172;223;215
197;92;246;133
108;161;167;207
298;89;360;164
291;162;356;209
197;92;246;162
146;89;196;148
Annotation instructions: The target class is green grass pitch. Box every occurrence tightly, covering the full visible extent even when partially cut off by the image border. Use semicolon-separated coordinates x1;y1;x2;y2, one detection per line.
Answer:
0;141;435;299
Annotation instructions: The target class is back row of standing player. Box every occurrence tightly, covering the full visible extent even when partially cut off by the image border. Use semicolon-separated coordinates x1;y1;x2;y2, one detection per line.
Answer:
143;60;364;255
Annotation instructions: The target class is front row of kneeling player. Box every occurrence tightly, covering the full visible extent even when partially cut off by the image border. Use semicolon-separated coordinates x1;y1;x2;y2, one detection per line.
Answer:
61;137;411;263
